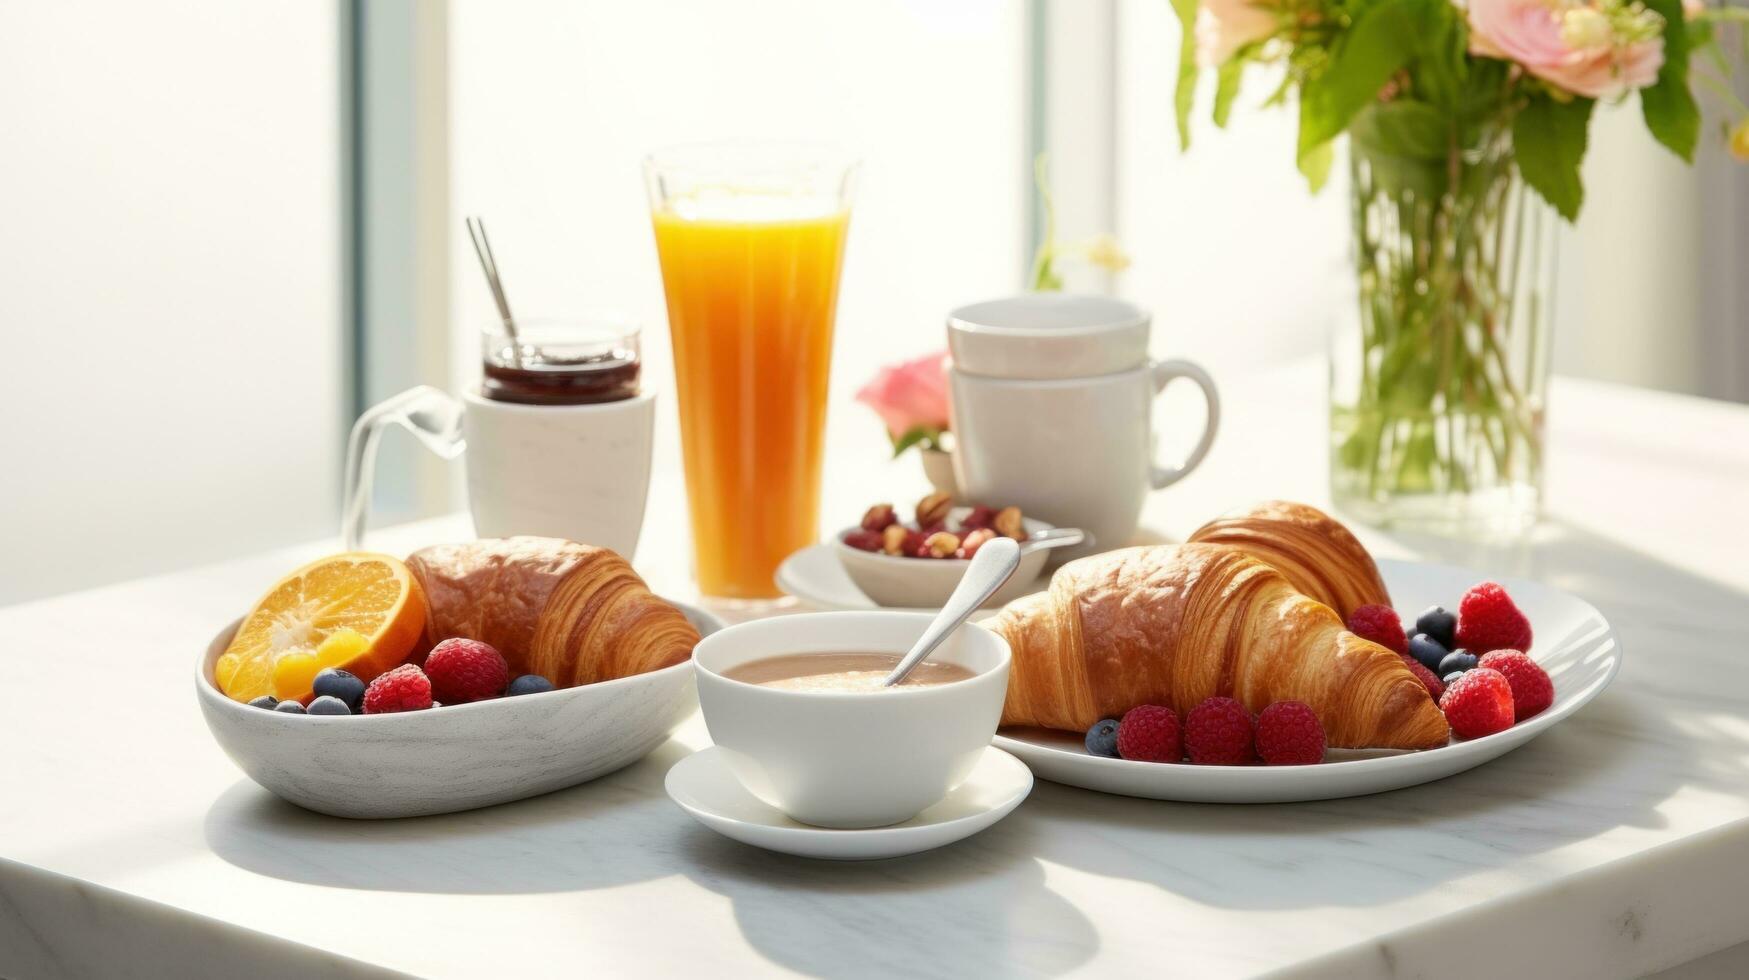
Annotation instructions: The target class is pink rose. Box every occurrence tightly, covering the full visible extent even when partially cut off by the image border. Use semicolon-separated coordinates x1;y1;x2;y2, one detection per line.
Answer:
1196;0;1278;68
1467;0;1664;100
856;350;950;441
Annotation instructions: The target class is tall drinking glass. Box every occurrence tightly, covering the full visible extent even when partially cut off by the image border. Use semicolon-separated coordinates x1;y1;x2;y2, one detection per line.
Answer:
645;144;857;600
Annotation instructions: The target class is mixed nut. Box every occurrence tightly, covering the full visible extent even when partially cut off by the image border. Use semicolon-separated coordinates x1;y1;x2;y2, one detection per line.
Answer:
843;493;1029;559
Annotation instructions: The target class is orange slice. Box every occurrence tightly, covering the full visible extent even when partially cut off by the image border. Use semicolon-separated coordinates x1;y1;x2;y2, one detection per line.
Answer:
214;552;427;704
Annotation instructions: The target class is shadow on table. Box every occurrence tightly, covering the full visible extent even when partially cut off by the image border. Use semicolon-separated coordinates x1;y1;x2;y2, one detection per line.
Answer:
1008;516;1747;911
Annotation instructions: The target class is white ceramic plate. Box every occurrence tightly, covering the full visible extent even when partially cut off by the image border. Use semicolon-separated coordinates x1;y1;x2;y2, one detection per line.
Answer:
993;559;1620;803
197;600;723;819
776;543;1045;618
666;745;1033;860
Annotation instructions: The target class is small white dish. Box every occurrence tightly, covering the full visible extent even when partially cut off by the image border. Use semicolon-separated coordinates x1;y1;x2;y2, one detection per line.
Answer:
196;601;724;819
693;611;1011;828
993;559;1621;803
779;545;1043;617
666;745;1032;860
832;508;1055;609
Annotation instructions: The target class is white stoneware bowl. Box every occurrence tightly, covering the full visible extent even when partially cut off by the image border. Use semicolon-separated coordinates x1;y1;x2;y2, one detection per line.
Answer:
833;508;1053;609
692;611;1011;829
197;601;722;819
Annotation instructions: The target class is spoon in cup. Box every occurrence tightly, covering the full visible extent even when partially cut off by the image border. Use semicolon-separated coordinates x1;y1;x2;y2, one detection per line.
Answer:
882;536;1022;687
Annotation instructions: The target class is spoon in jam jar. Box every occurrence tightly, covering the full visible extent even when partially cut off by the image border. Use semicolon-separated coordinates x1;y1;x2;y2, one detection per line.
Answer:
882;536;1022;688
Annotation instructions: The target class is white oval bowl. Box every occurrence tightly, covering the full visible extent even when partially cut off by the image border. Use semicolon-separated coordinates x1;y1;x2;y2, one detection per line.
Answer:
196;601;723;819
833;509;1052;609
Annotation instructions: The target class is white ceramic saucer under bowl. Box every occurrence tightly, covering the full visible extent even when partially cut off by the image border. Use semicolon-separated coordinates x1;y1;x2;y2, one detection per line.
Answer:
197;601;724;819
994;559;1621;803
666;745;1033;860
777;543;1044;617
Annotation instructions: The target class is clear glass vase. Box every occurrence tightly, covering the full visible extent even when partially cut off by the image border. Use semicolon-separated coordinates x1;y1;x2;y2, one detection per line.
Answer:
1330;128;1557;541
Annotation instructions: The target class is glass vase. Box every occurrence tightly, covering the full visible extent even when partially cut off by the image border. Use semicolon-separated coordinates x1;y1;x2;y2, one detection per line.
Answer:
1330;128;1557;540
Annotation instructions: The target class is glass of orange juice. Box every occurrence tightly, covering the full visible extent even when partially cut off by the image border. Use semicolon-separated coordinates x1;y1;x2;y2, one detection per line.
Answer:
644;144;857;600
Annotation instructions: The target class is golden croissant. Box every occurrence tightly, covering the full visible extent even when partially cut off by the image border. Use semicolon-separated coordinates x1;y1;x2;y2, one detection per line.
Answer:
406;536;699;686
1187;500;1391;620
991;544;1448;750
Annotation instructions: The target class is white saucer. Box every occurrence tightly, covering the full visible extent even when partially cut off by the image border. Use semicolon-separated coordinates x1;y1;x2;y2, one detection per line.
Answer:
665;745;1033;860
993;559;1621;803
775;543;1045;617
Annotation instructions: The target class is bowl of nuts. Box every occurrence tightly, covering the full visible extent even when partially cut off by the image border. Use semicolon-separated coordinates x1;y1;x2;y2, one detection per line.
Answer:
835;492;1061;609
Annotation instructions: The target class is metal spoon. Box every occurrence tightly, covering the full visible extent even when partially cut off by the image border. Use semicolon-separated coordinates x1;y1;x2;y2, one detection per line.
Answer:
882;536;1022;687
1017;527;1090;554
465;216;522;367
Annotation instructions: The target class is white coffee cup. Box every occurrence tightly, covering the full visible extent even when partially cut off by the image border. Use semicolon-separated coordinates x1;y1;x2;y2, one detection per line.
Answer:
692;612;1011;829
946;295;1219;553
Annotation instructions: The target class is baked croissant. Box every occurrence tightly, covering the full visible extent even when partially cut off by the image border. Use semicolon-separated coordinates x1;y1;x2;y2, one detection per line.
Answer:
406;536;699;686
991;544;1448;750
1186;500;1390;620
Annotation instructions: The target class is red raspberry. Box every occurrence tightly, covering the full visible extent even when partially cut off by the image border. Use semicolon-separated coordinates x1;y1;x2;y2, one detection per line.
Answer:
362;664;434;714
1346;604;1408;655
1184;696;1256;765
842;529;883;552
1479;650;1554;720
1116;704;1182;762
1439;667;1515;739
1255;701;1325;765
960;505;996;531
1455;582;1533;653
1398;654;1445;700
424;638;509;704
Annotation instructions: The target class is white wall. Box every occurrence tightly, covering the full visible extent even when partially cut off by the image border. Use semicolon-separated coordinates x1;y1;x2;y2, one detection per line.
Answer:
0;3;345;602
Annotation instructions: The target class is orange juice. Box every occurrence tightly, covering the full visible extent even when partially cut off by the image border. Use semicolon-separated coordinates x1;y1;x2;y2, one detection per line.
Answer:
652;207;851;598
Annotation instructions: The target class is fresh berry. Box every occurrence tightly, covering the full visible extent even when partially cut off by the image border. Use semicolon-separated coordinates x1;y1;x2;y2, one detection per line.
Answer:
273;699;306;714
1439;667;1516;739
362;664;434;714
307;695;351;716
1346;604;1408;655
1444;672;1465;687
424;638;510;704
1437;650;1478;676
842;529;883;552
1184;697;1255;765
312;667;366;711
1416;606;1458;649
507;674;555;697
1455;582;1533;653
1398;654;1445;700
247;695;279;710
1478;650;1554;720
860;503;898;532
1116;705;1182;762
960;505;996;531
1407;633;1449;672
1255;701;1325;765
1084;718;1121;758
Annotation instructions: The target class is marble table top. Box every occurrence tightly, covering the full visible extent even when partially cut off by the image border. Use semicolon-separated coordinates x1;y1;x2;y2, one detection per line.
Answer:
4;362;1748;979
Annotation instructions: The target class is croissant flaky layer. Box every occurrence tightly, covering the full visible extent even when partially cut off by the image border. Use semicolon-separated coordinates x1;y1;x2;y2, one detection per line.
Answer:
992;545;1448;750
1187;500;1392;620
406;537;698;686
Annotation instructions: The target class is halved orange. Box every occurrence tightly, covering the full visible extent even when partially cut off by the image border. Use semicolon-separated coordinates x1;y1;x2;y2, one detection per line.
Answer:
214;552;427;704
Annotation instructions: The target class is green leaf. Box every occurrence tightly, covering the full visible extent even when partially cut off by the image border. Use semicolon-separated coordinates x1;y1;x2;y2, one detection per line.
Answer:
1213;60;1243;128
1296;0;1423;184
1350;100;1449;160
1513;95;1594;221
1299;136;1335;193
889;426;943;458
1171;0;1200;150
1640;0;1700;162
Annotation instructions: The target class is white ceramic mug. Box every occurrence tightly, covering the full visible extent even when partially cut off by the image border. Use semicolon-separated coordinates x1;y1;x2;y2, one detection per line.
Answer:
342;387;656;557
946;295;1219;553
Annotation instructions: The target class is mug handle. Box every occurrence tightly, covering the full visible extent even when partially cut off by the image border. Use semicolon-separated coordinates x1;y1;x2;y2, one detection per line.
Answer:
341;386;467;550
1147;359;1220;490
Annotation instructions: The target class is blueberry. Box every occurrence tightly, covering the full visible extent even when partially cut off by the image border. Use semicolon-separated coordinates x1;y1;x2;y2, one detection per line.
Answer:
273;700;306;714
313;668;367;711
507;674;555;697
307;695;351;716
1408;633;1448;672
1084;718;1121;757
1416;606;1457;649
247;695;279;710
1438;650;1478;676
1443;672;1466;687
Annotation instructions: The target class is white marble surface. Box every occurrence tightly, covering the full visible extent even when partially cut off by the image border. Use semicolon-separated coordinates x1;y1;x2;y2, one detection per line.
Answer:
4;362;1749;979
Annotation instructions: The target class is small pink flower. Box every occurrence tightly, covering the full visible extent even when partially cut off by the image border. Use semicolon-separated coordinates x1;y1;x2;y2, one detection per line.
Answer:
856;350;950;440
1196;0;1278;68
1466;0;1664;100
